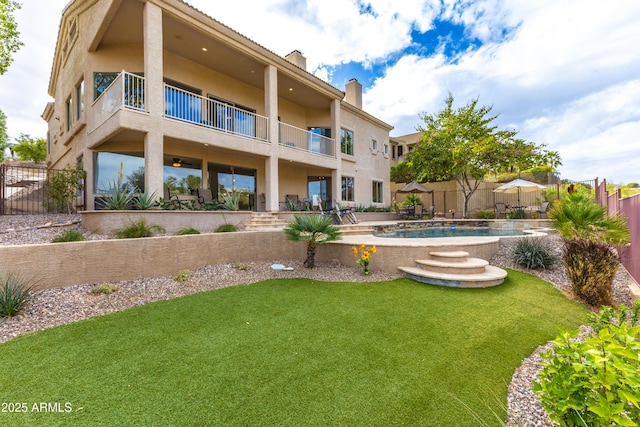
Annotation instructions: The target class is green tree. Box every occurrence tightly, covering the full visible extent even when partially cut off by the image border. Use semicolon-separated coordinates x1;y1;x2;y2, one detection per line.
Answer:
0;0;23;75
44;164;86;214
12;134;46;162
0;108;7;161
284;215;341;268
409;94;551;218
390;160;416;183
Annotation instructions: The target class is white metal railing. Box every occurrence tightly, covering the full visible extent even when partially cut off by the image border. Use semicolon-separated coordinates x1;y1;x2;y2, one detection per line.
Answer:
164;84;268;142
90;71;145;132
279;123;335;157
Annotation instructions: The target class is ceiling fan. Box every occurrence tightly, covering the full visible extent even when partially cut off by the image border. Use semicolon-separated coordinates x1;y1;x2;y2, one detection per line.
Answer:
172;157;192;167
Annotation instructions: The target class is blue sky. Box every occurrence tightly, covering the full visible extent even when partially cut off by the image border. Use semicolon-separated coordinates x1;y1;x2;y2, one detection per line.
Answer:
1;0;639;184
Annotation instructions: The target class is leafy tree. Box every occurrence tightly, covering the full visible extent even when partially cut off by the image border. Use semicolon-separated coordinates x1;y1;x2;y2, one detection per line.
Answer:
409;94;552;218
390;160;416;183
0;0;23;75
0;108;6;161
12;134;46;162
44;164;86;214
284;215;341;268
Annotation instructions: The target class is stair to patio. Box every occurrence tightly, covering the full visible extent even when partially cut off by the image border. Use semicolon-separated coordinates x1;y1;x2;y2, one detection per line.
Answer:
244;212;289;231
398;251;507;288
338;223;374;235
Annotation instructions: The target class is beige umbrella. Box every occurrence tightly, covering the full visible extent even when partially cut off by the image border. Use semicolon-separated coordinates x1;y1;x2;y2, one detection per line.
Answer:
493;178;546;206
396;181;434;207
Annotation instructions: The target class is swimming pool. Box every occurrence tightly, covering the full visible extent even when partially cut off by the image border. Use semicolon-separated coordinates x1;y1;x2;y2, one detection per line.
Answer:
373;226;526;239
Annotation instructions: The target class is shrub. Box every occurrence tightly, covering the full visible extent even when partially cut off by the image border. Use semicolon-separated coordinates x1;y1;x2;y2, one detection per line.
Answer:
215;223;237;233
0;273;34;318
512;237;557;269
174;269;190;282
44;164;86;214
232;263;249;270
534;303;640;426
175;227;200;235
475;209;496;219
506;208;525;219
222;191;240;211
562;238;619;307
51;229;85;243
90;283;117;295
113;219;165;239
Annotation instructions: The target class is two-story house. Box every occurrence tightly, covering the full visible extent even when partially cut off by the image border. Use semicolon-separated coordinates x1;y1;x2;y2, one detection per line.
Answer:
43;0;393;212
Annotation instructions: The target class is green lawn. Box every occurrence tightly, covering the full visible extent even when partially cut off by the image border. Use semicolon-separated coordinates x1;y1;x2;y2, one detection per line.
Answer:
0;270;586;426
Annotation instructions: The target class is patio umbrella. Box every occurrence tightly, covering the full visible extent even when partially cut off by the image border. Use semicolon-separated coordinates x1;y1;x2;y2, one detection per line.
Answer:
493;178;546;206
396;181;434;207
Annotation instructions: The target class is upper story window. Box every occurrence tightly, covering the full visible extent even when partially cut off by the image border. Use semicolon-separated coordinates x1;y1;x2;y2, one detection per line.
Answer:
371;138;377;152
62;17;78;61
383;143;389;157
66;97;73;131
341;176;355;202
76;80;84;120
341;128;354;156
308;127;332;155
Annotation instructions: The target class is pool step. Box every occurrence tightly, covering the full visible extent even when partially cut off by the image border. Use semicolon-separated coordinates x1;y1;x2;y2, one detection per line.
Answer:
398;250;506;288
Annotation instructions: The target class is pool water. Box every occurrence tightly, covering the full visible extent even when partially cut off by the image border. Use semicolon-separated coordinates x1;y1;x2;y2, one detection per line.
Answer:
374;226;526;239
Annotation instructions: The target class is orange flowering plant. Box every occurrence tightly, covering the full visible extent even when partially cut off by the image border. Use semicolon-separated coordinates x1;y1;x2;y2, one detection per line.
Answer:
352;243;376;275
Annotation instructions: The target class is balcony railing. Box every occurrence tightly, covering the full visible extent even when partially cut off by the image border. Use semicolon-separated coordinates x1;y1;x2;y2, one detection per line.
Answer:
90;71;145;131
279;123;335;158
164;84;268;142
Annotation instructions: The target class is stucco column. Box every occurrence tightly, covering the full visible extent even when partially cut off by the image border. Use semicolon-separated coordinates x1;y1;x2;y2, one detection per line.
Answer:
143;2;164;198
82;148;95;209
331;99;342;205
264;64;279;211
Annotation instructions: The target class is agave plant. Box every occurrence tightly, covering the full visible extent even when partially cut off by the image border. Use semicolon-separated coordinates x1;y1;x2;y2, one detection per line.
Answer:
222;191;241;211
0;273;34;318
284;215;341;268
132;191;157;210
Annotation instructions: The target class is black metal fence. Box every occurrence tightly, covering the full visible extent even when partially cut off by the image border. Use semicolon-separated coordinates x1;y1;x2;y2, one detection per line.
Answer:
0;164;85;215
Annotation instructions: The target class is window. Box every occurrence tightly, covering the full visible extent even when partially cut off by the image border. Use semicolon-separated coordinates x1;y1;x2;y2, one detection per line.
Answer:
342;176;355;202
383;143;389;156
76;80;84;120
397;145;404;159
207;95;256;137
94;152;144;194
341;128;354;155
66;97;73;131
165;79;203;124
372;180;383;203
94;72;119;100
371;139;377;152
392;145;396;160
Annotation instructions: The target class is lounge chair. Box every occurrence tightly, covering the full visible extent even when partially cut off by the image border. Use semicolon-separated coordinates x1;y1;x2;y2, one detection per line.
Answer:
495;202;509;219
535;201;550;218
197;188;213;205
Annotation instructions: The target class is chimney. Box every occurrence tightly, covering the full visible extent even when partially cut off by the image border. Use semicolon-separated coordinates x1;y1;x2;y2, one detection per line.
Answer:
345;78;362;109
285;50;306;71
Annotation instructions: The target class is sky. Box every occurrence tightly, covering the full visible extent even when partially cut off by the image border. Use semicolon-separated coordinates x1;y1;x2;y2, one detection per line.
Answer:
1;0;639;184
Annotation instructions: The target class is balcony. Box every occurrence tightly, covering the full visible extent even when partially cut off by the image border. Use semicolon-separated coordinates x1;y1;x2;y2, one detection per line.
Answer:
90;71;335;158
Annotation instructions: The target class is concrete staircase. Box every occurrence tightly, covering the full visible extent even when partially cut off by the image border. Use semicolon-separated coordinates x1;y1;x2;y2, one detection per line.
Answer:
338;223;374;235
398;251;507;288
243;212;289;231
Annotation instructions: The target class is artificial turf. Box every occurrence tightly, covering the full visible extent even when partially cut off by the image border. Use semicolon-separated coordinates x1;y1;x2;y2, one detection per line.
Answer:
0;269;586;426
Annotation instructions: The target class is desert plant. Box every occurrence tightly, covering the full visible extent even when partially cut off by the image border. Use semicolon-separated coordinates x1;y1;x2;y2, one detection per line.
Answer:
113;219;165;239
222;191;240;211
404;194;424;207
215;223;237;233
175;227;200;235
51;229;85;243
0;272;34;318
562;239;620;307
232;262;249;270
506;208;525;219
131;191;157;210
534;304;640;426
284;215;341;268
512;237;557;270
103;163;135;210
174;269;190;282
90;283;117;295
283;198;299;211
44;164;86;214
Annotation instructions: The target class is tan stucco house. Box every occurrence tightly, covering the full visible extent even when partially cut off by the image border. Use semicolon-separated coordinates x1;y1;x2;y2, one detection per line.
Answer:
44;0;393;211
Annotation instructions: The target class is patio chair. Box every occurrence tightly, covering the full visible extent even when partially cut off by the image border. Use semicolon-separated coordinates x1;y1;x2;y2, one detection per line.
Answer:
197;188;213;205
394;204;408;220
414;204;425;219
428;205;435;219
495;202;509;219
535;201;550;218
164;186;179;201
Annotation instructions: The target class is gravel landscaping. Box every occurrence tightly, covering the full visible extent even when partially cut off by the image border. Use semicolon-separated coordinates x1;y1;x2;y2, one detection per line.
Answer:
0;214;637;426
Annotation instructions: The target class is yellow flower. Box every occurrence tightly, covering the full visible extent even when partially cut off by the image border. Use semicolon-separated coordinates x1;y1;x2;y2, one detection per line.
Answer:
371;246;377;254
360;243;366;250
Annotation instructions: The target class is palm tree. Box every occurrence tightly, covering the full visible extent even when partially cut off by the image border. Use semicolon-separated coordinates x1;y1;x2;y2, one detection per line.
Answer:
549;191;630;307
284;215;341;268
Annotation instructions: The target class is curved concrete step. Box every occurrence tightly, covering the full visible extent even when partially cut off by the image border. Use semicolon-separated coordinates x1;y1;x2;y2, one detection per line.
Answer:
415;257;489;274
429;251;469;262
398;265;507;288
